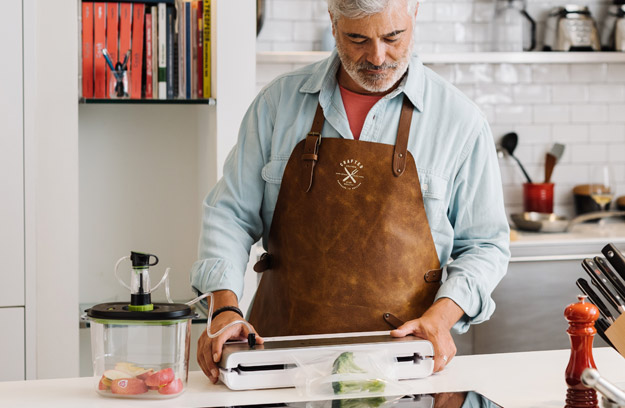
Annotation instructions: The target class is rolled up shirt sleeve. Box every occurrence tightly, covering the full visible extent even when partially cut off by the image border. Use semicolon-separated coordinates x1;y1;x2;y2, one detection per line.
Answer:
191;92;274;301
434;120;511;334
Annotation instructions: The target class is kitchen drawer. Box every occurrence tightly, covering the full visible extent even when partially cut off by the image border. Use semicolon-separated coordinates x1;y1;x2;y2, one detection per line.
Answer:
0;307;25;381
473;258;609;354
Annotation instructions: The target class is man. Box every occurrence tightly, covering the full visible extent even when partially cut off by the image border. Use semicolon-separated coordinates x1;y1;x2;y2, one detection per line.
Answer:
192;0;510;383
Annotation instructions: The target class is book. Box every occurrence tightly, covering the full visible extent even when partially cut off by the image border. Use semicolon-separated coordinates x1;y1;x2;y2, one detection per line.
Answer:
145;12;153;99
93;2;106;98
191;1;197;99
106;3;119;98
158;3;166;99
168;5;177;99
81;2;94;98
185;1;191;99
151;6;158;99
130;3;145;99
176;0;185;98
202;0;210;98
119;2;132;71
197;0;203;99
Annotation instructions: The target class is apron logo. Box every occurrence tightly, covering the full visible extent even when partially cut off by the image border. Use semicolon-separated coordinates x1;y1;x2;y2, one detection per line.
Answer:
336;159;364;190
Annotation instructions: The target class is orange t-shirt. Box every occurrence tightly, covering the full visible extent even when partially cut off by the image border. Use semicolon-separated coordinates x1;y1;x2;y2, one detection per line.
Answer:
339;85;383;140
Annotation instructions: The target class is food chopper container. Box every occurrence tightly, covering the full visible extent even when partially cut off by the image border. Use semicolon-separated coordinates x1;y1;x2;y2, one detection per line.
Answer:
84;251;195;399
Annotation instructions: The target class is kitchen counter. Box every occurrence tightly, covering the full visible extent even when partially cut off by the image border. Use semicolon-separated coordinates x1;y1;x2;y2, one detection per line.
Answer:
510;219;625;260
2;347;625;407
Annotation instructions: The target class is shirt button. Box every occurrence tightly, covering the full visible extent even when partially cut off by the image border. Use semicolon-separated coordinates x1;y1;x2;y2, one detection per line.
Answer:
423;183;429;191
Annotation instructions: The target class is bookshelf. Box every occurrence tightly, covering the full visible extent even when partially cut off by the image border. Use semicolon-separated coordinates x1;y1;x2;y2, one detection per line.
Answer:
80;97;216;104
19;0;255;379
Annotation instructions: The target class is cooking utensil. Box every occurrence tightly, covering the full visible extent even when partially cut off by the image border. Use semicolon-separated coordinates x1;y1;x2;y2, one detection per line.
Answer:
218;332;434;390
595;256;625;303
501;132;532;183
582;258;625;314
602;243;625;283
544;143;565;183
600;4;625;51
576;278;616;323
510;211;625;233
491;0;536;51
582;368;625;407
84;252;194;399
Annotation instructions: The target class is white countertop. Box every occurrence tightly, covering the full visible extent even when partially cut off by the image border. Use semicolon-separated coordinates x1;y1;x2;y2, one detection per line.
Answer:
509;220;625;260
2;348;625;407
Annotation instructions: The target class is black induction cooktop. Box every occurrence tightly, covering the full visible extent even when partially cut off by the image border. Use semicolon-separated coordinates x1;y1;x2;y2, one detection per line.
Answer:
219;391;502;407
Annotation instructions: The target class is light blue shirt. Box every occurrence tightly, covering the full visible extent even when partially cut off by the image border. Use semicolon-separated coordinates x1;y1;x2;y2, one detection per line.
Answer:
191;50;510;333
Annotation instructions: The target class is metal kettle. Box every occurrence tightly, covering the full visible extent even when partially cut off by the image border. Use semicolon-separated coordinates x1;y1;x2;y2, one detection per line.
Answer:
491;0;536;51
601;4;625;51
543;5;601;51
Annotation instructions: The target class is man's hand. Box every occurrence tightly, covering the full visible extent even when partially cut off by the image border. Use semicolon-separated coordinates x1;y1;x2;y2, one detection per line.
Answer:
390;298;464;373
196;290;264;383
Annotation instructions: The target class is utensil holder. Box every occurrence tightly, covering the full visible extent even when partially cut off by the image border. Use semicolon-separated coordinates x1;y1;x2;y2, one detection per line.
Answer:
523;182;554;213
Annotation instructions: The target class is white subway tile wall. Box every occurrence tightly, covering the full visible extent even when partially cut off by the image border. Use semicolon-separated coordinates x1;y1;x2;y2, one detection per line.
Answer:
257;0;614;52
256;0;625;218
256;60;625;217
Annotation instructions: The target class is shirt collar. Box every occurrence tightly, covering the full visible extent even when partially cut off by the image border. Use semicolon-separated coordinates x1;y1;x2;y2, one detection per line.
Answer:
299;49;425;112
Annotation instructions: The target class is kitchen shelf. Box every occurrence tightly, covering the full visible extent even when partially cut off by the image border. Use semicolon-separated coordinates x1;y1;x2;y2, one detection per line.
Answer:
80;98;216;105
257;51;625;65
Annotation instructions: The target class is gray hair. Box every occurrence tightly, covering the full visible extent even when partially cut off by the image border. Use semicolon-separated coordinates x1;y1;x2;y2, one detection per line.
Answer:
326;0;419;24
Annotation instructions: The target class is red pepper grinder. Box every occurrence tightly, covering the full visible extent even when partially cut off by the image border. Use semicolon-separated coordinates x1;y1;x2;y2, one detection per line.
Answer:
565;295;600;408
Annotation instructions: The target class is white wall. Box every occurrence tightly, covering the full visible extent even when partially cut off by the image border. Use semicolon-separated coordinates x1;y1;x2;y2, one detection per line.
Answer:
257;58;625;219
257;0;613;52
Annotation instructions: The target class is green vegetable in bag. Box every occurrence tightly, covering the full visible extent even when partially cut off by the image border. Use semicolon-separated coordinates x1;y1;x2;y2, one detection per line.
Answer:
331;352;386;395
331;396;388;408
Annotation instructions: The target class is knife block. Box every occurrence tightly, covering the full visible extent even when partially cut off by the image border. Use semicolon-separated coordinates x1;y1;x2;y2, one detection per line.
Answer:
605;315;625;358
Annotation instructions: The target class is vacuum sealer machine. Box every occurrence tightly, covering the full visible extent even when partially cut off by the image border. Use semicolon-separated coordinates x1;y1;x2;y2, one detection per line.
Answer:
218;331;435;390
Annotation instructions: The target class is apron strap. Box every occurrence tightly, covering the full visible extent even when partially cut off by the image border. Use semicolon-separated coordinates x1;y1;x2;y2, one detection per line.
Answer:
302;104;325;192
392;96;414;177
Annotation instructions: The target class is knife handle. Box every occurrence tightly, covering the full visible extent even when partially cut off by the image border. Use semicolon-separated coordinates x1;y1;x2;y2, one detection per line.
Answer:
594;256;625;304
602;243;625;282
576;278;616;323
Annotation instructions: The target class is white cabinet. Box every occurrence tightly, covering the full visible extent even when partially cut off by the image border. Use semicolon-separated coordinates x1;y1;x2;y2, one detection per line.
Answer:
0;308;25;381
0;0;24;308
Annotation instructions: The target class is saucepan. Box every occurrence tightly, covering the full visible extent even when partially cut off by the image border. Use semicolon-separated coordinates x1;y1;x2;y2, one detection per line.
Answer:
511;211;625;233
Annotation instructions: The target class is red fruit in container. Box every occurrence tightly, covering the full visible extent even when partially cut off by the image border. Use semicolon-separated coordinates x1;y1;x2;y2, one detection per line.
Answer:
158;378;183;395
145;368;175;387
111;378;148;395
98;375;111;390
136;369;153;381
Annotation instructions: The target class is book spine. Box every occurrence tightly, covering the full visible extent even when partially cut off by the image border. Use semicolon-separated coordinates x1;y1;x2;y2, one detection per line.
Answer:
81;2;94;98
106;3;119;98
93;2;106;98
202;0;210;98
130;3;145;99
197;0;203;99
118;3;132;70
185;2;191;100
167;5;175;99
158;3;167;99
151;6;158;99
177;0;185;98
145;13;153;99
191;2;197;99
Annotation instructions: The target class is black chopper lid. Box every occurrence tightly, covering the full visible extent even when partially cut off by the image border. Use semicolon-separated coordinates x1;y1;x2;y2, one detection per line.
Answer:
86;302;194;321
130;251;159;269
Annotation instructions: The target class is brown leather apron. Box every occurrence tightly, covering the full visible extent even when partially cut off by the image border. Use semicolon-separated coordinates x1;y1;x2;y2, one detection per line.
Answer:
249;96;442;336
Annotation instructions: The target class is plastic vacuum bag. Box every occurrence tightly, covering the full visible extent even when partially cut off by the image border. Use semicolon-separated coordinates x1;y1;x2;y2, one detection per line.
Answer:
291;348;410;399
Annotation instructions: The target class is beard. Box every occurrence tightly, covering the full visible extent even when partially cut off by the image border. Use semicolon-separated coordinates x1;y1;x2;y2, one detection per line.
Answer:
336;40;412;93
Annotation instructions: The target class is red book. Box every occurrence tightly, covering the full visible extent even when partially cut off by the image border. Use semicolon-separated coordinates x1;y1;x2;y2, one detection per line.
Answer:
119;3;132;72
93;2;106;98
130;3;145;99
106;3;119;98
81;2;94;98
145;13;153;99
197;1;203;98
